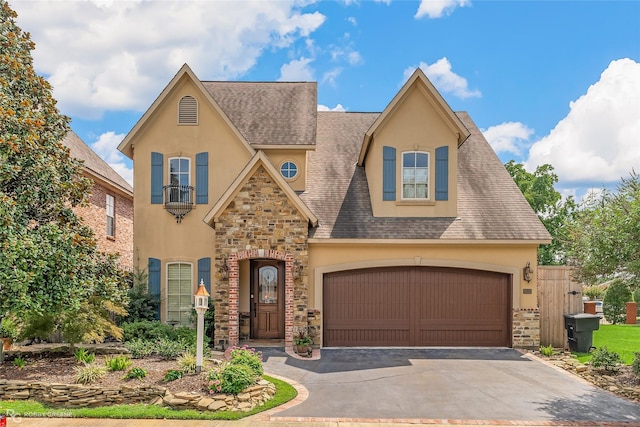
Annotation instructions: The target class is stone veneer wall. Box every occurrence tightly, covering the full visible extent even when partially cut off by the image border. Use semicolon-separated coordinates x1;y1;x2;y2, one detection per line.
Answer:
512;308;540;349
0;379;275;412
74;181;134;270
213;166;309;348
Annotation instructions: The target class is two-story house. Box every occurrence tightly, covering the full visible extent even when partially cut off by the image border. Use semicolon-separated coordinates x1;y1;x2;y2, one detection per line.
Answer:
64;131;134;270
118;65;550;350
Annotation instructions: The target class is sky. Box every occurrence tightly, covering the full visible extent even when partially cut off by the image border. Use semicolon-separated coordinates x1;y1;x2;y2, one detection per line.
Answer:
9;0;640;200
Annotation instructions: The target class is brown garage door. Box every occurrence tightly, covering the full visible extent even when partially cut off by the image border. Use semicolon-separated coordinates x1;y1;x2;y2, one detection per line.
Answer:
323;267;511;347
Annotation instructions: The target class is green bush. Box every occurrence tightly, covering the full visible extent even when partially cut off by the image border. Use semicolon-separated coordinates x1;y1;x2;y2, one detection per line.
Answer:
229;346;263;377
74;348;96;364
121;321;175;342
13;356;26;369
163;369;184;382
206;363;257;395
583;285;605;301
75;363;107;384
157;338;185;360
633;353;640;378
104;354;132;371
590;347;623;371
540;344;554;357
634;287;640;316
124;366;147;380
124;339;154;359
603;279;632;324
177;352;197;374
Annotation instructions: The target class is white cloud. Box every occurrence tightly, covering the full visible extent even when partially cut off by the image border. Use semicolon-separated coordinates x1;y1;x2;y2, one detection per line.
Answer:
415;0;470;19
322;68;343;86
404;58;481;99
90;131;133;186
317;104;346;112
11;1;325;119
278;57;315;81
347;17;357;26
525;58;640;186
482;122;534;156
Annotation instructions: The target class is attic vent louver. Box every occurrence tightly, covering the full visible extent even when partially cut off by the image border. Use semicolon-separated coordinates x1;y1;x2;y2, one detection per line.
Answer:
178;96;198;125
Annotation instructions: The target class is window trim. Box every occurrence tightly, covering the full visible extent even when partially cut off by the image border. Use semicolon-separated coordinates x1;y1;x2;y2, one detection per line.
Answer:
178;95;198;125
167;156;191;203
401;151;430;201
279;160;299;181
165;262;193;326
106;193;115;238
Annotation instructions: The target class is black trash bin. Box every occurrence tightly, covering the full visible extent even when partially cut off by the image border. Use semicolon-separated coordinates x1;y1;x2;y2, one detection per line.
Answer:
564;313;600;352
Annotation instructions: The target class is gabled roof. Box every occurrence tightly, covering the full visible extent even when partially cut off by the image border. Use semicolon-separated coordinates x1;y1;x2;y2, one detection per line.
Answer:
63;131;133;197
357;68;471;165
302;111;551;242
118;64;255;159
203;150;318;227
201;81;317;147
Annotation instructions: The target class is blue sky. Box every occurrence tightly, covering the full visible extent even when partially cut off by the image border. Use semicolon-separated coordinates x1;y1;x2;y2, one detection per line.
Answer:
11;0;640;199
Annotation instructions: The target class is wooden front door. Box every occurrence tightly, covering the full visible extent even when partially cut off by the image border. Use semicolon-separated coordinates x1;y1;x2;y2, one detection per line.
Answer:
250;260;284;339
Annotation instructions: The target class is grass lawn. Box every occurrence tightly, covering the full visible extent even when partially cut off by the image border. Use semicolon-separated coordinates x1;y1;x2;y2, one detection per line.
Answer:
574;324;640;364
0;375;296;421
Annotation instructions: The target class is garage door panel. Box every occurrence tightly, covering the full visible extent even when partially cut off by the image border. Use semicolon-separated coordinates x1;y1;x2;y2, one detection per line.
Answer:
324;267;511;347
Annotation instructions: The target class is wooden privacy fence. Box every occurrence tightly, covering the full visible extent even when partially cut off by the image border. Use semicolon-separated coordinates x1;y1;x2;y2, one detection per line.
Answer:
537;266;584;348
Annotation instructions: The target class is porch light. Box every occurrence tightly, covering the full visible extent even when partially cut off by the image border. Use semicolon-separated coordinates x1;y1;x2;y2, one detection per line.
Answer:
523;262;533;282
219;258;229;279
293;260;302;279
194;279;210;374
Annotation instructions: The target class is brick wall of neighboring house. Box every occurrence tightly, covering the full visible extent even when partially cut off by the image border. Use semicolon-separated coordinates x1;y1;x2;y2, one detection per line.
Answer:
214;166;309;348
75;180;134;270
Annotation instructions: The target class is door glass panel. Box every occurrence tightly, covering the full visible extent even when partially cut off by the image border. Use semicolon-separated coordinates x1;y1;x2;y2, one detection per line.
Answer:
259;266;278;304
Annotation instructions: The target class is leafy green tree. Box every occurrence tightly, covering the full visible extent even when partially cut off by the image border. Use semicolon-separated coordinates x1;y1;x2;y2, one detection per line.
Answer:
566;171;640;286
505;161;576;265
603;279;632;324
0;2;128;325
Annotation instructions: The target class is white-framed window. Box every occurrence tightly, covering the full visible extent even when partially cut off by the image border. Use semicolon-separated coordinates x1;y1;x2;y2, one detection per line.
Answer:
167;263;193;325
168;157;191;203
402;151;429;199
106;194;115;237
178;96;198;125
279;161;298;180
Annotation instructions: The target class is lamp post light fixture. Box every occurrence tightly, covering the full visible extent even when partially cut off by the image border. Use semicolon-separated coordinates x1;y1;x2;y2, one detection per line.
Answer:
194;279;210;374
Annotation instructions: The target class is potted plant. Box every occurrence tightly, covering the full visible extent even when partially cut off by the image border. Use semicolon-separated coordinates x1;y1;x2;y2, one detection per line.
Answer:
0;319;17;351
294;330;313;356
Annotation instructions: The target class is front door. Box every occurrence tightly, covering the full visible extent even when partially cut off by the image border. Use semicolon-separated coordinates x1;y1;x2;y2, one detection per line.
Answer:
250;260;284;339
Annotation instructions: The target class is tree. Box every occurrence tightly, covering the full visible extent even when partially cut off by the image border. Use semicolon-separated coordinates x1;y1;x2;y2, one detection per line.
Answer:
0;2;127;322
566;171;640;287
603;279;632;325
505;161;576;265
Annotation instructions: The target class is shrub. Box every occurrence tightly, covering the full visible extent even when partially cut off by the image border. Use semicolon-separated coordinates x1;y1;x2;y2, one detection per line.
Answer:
74;348;96;364
124;366;147;380
229;346;263;377
540;344;554;357
590;347;623;371
117;267;159;325
163;369;184;382
74;363;107;384
124;339;154;359
583;285;604;301
13;356;26;369
603;279;632;324
177;352;197;374
206;363;257;395
633;353;640;378
104;354;132;371
156;338;185;360
634;287;640;316
121;320;175;342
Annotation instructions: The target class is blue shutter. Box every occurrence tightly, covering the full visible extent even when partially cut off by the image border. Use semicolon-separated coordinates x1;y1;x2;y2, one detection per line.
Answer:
195;152;208;204
148;258;161;320
151;152;164;204
435;146;449;201
382;146;396;201
198;257;211;294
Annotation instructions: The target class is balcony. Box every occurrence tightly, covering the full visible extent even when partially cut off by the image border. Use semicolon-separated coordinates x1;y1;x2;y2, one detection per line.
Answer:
163;185;194;223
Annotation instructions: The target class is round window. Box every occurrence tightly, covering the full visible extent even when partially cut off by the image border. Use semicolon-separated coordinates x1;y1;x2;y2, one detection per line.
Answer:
280;161;298;179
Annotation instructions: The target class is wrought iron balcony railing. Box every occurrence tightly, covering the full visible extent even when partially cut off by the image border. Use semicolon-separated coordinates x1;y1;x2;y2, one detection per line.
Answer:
163;185;194;223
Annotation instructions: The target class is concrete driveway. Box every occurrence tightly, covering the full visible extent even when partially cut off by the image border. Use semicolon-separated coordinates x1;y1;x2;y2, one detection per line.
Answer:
260;347;640;424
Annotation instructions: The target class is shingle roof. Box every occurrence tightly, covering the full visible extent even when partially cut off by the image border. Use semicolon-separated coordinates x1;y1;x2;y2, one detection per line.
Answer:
202;82;317;146
62;131;133;196
302;111;551;241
